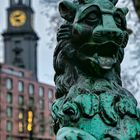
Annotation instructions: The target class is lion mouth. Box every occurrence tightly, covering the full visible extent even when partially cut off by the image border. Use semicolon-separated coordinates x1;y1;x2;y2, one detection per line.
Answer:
79;42;119;69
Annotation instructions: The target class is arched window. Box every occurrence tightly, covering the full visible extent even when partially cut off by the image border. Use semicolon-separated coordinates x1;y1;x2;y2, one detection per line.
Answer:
7;92;13;104
15;0;19;4
6;107;13;117
18;96;24;105
18;81;24;92
23;0;26;4
39;100;44;110
29;84;34;96
18;111;24;133
6;78;13;90
6;121;13;132
39;87;44;97
48;89;53;100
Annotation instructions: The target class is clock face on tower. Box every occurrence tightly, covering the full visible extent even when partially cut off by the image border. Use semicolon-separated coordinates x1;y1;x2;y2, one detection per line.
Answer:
10;10;26;27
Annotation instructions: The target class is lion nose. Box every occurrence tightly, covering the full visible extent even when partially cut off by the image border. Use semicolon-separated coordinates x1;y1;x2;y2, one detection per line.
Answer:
92;14;125;44
92;28;124;45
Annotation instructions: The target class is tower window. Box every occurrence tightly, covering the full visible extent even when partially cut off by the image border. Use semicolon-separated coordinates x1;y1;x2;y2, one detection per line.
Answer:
23;0;30;6
29;84;34;96
14;40;21;47
15;0;19;4
6;78;13;90
18;81;24;92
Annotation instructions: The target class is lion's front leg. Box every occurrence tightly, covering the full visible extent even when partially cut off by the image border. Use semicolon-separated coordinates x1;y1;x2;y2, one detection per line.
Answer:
56;127;97;140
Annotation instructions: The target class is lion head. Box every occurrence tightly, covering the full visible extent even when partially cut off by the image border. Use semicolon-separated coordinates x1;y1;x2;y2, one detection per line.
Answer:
54;0;129;98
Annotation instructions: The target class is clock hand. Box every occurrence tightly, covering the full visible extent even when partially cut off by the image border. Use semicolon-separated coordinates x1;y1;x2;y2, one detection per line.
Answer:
13;14;22;22
15;13;22;18
13;17;21;23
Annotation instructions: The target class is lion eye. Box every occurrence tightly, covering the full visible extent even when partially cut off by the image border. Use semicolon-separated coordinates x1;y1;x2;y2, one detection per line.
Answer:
87;12;98;20
80;5;101;26
84;11;100;26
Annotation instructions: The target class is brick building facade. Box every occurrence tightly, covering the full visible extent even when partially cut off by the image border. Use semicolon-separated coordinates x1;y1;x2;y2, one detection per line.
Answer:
0;64;55;140
0;0;56;139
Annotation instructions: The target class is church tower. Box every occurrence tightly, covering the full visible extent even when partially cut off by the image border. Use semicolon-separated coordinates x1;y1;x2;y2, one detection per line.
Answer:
2;0;39;80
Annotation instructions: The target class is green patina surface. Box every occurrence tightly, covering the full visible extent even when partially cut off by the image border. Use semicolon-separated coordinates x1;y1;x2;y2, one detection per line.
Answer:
51;0;140;139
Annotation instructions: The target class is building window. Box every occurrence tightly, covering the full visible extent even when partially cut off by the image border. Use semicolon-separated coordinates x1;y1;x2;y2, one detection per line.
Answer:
18;111;24;120
19;71;24;77
39;87;44;97
7;92;13;104
6;107;13;118
48;89;53;100
6;121;13;132
39;113;44;122
6;136;12;140
49;102;52;110
18;111;24;133
18;81;24;92
29;84;34;96
6;78;13;90
49;126;54;136
15;0;19;4
39;100;44;110
18;96;24;105
29;97;34;106
23;0;29;5
18;122;24;133
39;125;45;134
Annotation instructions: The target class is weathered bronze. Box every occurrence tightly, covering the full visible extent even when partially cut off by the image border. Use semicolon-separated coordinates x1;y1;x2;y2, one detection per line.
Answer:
51;0;140;139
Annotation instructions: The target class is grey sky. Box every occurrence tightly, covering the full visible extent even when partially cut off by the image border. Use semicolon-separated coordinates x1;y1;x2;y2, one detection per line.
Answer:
0;0;55;85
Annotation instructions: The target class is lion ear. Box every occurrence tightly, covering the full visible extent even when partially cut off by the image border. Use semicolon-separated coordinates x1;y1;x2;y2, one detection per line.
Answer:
121;7;129;15
59;0;76;22
109;0;118;5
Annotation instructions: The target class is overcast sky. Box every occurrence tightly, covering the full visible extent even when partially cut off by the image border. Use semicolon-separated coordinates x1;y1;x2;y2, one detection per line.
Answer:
0;0;55;85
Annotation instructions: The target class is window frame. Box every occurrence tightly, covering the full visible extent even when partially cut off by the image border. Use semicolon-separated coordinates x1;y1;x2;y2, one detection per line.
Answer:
18;95;24;106
7;92;13;104
6;121;13;132
6;78;13;90
6;106;13;118
39;87;44;97
18;81;24;93
48;89;53;100
28;84;34;96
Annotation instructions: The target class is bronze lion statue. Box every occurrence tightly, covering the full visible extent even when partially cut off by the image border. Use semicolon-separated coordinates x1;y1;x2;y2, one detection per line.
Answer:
51;0;140;139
